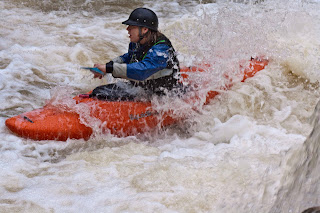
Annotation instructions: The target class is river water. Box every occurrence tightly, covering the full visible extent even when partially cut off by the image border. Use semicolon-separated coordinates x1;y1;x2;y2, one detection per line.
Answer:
1;0;320;212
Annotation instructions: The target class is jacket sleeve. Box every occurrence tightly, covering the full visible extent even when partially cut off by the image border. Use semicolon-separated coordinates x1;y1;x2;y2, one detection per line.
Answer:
118;42;136;64
112;44;170;81
119;53;130;64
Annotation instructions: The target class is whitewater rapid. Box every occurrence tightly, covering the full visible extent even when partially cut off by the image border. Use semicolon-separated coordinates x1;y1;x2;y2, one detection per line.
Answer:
1;0;320;212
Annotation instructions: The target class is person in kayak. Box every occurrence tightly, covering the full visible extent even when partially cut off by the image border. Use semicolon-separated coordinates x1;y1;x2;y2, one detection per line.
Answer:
90;7;181;101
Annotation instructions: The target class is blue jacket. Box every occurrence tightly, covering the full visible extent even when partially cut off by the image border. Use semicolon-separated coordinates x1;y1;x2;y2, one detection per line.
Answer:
120;42;171;81
111;35;180;94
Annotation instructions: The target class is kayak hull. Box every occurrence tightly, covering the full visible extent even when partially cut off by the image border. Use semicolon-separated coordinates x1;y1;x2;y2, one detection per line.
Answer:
5;100;177;141
6;108;93;141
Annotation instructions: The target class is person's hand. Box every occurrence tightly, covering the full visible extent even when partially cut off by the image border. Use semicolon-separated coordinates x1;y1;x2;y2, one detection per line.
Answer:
93;64;107;79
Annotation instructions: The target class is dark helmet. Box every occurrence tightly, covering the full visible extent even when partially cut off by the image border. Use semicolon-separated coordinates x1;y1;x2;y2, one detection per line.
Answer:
122;8;158;31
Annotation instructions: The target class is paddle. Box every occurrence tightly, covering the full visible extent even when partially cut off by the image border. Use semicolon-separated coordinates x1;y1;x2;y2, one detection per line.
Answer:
80;67;105;75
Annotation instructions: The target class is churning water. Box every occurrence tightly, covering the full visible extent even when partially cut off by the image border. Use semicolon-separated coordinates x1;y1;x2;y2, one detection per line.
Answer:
1;0;320;212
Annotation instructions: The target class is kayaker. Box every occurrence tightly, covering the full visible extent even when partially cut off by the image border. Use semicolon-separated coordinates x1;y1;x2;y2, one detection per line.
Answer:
90;8;181;101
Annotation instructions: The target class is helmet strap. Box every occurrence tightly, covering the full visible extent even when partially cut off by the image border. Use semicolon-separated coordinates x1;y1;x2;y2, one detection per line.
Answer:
138;26;147;44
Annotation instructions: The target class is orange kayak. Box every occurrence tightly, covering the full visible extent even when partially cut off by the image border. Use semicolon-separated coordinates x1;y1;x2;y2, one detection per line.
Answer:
5;58;268;141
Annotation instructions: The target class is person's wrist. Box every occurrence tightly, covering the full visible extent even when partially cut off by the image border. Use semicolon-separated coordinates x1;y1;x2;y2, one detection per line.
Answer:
106;61;114;73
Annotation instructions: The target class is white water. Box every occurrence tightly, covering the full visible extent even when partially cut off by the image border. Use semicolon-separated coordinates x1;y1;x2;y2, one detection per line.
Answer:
1;0;320;212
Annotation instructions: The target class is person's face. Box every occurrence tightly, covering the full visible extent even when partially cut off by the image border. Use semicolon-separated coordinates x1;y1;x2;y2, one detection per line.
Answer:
126;25;148;43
